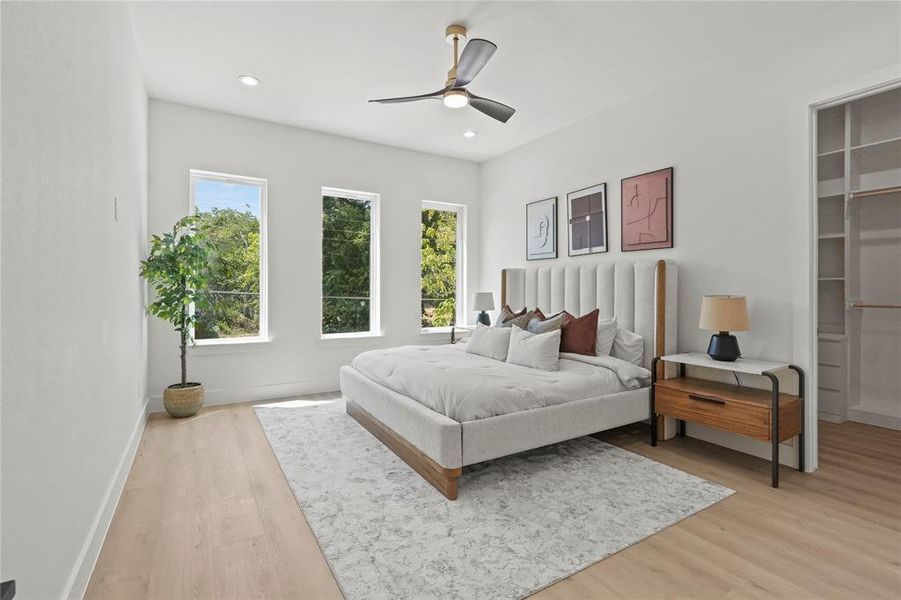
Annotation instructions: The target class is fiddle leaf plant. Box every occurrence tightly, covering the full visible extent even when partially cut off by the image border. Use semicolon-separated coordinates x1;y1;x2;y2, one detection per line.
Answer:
140;215;211;388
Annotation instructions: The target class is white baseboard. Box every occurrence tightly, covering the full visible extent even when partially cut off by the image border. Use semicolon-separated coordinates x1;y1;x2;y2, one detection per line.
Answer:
817;411;846;423
148;377;339;413
63;396;149;599
847;407;901;431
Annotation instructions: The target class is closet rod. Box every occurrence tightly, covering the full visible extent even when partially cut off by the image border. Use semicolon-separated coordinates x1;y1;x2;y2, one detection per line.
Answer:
848;302;901;309
849;186;901;200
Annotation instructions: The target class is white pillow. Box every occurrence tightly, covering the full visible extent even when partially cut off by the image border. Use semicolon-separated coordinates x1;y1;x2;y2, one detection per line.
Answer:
611;327;644;366
506;326;561;371
595;317;617;356
466;324;512;361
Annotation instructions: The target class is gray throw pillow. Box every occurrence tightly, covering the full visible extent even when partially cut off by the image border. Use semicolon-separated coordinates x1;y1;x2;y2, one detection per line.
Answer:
494;305;520;326
527;311;566;335
498;310;534;330
494;306;535;329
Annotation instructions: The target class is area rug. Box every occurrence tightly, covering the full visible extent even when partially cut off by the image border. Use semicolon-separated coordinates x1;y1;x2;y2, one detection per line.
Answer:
255;401;733;600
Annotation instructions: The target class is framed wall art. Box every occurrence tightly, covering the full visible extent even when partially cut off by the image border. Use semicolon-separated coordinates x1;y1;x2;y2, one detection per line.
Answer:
567;183;607;256
525;196;557;260
621;167;674;252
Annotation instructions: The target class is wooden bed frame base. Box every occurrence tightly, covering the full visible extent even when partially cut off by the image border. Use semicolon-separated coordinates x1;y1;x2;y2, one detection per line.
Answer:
346;401;462;500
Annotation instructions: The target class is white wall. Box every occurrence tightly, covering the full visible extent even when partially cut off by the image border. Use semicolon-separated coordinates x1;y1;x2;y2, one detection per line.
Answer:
478;3;900;467
1;2;149;598
147;101;479;409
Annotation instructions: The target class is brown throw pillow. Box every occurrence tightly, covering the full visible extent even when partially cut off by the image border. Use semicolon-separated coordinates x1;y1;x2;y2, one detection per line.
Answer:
496;305;528;327
505;310;535;330
560;308;599;355
533;307;547;321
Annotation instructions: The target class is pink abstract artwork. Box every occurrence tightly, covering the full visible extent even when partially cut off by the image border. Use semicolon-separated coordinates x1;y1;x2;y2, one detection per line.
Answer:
621;167;673;251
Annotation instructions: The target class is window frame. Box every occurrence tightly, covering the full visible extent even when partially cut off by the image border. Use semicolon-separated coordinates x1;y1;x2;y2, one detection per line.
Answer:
188;169;269;346
320;186;381;340
420;200;467;333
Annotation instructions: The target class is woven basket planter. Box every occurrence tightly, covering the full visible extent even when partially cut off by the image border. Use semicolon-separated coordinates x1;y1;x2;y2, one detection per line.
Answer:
163;383;204;418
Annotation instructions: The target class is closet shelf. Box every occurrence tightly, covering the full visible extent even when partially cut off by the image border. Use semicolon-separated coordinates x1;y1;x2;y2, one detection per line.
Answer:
818;233;845;240
818;277;845;281
817;148;844;158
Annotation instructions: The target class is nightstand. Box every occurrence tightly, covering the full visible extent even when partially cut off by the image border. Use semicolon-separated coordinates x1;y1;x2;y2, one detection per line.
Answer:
450;326;474;344
651;352;805;488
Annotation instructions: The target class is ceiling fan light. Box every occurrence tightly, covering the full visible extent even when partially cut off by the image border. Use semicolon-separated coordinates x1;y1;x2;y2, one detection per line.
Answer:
443;90;469;109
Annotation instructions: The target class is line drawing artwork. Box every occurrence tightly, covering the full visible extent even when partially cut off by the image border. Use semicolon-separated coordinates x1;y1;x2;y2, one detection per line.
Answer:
626;177;669;243
527;197;557;259
621;168;673;251
532;214;550;248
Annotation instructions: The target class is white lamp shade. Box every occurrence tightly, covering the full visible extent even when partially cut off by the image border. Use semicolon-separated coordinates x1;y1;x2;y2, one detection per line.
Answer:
472;292;495;311
699;295;750;332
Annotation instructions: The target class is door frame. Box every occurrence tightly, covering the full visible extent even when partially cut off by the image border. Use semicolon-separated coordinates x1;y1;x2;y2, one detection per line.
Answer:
804;72;901;470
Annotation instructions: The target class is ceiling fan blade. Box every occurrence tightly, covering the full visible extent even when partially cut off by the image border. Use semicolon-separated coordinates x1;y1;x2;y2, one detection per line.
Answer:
369;87;448;104
454;39;497;87
467;92;516;123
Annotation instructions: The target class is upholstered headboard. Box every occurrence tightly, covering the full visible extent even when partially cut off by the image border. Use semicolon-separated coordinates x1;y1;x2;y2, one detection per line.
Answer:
500;260;677;371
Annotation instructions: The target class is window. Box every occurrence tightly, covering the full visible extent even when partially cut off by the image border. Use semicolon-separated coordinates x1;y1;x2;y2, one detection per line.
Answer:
189;170;267;343
321;188;380;337
421;201;465;330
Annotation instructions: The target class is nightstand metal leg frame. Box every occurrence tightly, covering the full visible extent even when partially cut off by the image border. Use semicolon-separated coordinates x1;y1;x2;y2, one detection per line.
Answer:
762;365;805;488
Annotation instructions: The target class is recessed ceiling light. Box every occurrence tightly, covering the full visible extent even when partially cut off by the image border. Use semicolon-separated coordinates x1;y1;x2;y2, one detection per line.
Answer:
463;130;477;138
238;74;261;87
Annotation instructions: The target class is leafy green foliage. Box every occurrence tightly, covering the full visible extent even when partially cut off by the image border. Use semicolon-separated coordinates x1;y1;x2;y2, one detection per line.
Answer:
194;208;261;339
322;196;371;334
140;215;211;386
421;209;457;328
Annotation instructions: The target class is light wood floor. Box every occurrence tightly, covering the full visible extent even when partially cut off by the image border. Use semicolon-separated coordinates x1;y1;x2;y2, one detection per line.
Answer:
86;396;901;599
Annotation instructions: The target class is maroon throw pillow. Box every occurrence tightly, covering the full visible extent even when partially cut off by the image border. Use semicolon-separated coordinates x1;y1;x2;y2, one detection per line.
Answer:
560;308;599;356
533;308;547;321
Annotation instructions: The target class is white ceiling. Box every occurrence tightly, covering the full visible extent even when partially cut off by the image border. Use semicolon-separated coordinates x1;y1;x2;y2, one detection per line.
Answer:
127;1;839;162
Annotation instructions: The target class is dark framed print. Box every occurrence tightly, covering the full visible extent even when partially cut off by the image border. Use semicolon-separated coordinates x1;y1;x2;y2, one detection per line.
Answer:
525;196;557;260
621;167;674;252
567;183;607;256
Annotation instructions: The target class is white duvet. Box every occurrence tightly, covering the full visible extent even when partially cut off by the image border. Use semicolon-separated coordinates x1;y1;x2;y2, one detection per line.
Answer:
350;344;651;422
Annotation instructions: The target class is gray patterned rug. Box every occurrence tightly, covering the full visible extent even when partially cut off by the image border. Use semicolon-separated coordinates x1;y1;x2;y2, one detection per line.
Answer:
254;400;733;600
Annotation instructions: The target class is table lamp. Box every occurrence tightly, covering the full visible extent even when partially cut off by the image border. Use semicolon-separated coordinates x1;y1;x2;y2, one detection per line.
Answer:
472;292;495;326
699;295;749;361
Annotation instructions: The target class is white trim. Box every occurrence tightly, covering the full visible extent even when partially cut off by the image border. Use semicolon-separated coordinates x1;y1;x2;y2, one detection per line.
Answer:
421;200;467;330
148;378;339;412
193;335;270;346
188;336;273;355
63;397;149;599
188;169;269;343
320;187;381;338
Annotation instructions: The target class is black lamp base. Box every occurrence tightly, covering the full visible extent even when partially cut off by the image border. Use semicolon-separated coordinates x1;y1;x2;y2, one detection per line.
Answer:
476;311;491;326
707;332;741;361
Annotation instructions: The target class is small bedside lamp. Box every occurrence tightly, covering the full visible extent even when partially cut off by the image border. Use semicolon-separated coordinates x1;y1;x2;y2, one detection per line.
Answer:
699;295;749;362
472;292;495;326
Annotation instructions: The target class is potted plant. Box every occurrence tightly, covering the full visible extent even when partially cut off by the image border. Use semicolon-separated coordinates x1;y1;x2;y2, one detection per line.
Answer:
140;215;211;418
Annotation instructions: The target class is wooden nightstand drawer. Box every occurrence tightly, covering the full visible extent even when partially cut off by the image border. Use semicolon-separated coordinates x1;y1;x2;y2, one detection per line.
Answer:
654;377;802;443
655;385;769;440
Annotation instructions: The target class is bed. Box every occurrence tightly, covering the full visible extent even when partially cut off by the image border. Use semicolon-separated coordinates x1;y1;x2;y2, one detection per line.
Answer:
340;259;678;499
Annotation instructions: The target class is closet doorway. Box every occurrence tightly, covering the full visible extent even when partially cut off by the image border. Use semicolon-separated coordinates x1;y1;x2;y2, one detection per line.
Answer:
814;84;901;434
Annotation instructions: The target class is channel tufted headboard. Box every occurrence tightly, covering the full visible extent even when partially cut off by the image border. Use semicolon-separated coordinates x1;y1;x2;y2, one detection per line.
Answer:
500;260;677;372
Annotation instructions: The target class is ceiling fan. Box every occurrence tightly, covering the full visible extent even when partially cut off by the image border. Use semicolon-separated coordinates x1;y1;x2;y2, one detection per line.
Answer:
369;24;515;123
